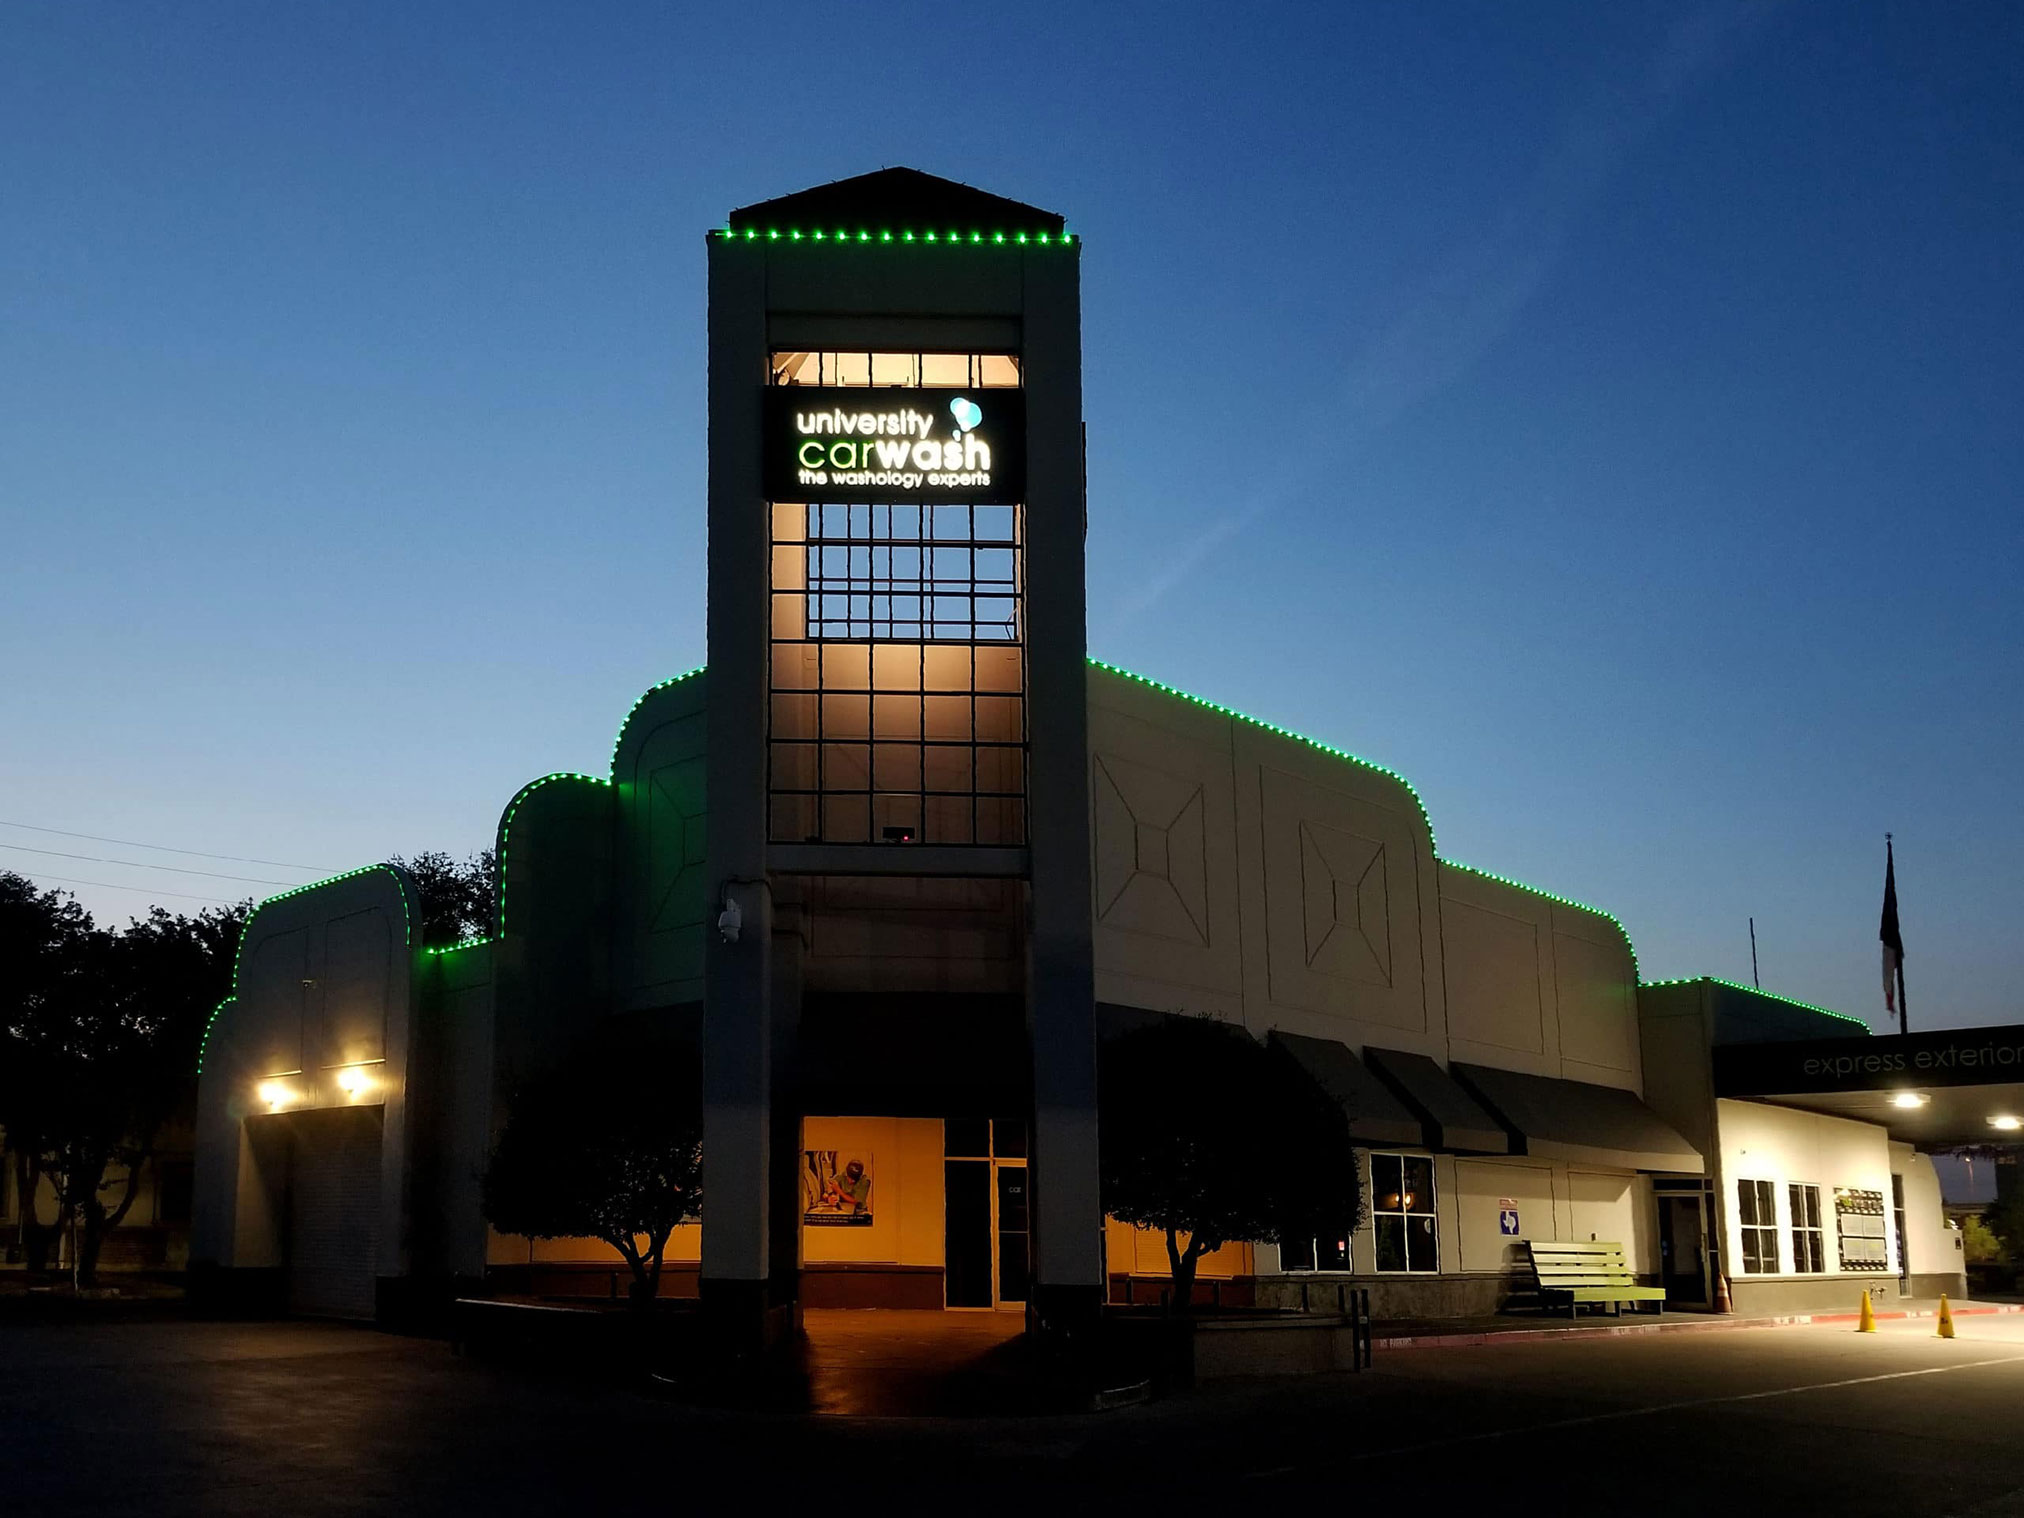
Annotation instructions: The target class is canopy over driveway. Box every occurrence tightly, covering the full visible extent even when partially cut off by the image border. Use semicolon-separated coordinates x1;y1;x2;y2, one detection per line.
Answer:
1714;1023;2024;1145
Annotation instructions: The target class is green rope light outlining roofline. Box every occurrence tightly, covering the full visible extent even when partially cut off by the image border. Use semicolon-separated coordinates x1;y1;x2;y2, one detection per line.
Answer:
421;668;708;962
1437;857;1641;981
1641;975;1871;1031
196;863;418;1076
1086;657;1436;848
709;227;1075;248
1088;658;1655;976
480;771;610;948
609;665;706;778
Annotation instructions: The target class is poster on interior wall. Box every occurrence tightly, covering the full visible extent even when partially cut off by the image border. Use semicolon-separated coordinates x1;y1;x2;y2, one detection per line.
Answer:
803;1150;874;1226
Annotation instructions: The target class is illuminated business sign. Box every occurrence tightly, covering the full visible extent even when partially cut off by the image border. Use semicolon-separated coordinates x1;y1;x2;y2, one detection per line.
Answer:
1714;1026;2024;1095
764;387;1024;504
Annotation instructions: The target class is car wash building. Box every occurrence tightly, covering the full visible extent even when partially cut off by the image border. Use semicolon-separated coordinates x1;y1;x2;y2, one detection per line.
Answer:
189;169;1967;1337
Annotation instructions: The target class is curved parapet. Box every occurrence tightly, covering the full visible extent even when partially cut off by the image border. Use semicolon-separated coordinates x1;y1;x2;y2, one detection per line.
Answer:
191;864;419;1312
1438;859;1643;1092
1086;659;1446;1053
485;770;617;1091
610;667;710;1011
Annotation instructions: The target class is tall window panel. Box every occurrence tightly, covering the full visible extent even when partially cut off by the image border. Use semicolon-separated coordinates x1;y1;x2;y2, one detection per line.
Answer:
1737;1178;1779;1274
767;351;1026;848
1371;1154;1438;1274
1789;1183;1825;1273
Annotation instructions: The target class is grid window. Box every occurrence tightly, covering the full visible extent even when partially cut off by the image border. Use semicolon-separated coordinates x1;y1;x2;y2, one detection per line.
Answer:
1278;1228;1351;1273
767;351;1026;848
1737;1179;1780;1274
1371;1153;1438;1274
1790;1183;1825;1273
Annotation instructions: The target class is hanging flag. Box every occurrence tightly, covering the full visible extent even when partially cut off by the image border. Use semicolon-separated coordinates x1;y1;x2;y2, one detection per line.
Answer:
1880;837;1904;1015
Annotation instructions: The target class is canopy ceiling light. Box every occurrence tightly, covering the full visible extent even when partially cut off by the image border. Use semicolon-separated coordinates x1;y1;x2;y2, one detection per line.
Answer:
1890;1092;1931;1108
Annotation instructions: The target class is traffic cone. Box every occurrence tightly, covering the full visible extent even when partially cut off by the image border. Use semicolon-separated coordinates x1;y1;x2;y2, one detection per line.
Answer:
1714;1272;1733;1314
1858;1289;1876;1332
1937;1294;1956;1340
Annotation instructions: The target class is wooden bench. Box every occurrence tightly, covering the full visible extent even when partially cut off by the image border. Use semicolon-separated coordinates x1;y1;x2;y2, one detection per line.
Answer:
1525;1240;1667;1318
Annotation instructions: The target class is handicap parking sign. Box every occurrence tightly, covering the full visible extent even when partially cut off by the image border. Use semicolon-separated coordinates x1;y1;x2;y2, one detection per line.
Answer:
1498;1197;1521;1236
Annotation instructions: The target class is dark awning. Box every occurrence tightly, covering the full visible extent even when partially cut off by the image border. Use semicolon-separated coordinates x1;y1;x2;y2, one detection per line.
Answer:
1269;1032;1425;1147
1363;1048;1511;1154
1451;1062;1703;1172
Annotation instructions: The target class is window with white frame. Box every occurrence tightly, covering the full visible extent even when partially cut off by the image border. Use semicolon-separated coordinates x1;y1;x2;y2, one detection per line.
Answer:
1277;1227;1351;1273
1789;1183;1825;1273
1737;1179;1779;1274
1371;1154;1438;1273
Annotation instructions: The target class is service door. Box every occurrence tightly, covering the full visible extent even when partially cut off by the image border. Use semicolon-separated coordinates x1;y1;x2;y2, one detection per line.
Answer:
287;1106;383;1319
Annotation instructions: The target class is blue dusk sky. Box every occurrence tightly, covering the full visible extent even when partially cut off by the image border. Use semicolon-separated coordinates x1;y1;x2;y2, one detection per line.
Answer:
3;3;2019;1031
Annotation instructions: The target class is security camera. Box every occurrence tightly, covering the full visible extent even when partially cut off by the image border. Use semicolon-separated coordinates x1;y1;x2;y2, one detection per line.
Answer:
717;895;743;944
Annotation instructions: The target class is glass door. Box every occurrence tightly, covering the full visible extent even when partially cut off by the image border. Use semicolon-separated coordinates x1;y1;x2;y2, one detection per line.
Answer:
943;1118;1030;1309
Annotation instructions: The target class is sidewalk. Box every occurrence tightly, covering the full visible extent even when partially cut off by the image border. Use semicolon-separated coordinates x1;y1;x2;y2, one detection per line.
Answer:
1372;1297;2024;1351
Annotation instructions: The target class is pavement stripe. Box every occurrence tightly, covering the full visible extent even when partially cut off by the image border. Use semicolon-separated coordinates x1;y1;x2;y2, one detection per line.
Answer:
1247;1352;2024;1478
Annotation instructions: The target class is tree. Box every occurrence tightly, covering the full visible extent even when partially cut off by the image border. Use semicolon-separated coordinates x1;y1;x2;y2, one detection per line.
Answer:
0;872;97;1271
1962;1214;2005;1267
482;1023;702;1306
388;850;496;948
1983;1156;2024;1266
1099;1015;1363;1312
0;874;243;1283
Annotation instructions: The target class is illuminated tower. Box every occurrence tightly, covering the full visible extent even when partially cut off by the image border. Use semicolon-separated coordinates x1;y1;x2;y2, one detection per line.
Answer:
701;170;1099;1343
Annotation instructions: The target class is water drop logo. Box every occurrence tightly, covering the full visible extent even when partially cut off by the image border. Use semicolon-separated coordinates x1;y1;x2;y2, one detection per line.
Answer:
949;396;983;434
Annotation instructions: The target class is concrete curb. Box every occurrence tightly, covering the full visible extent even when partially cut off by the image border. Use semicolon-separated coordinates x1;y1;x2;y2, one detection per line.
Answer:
1373;1302;2024;1352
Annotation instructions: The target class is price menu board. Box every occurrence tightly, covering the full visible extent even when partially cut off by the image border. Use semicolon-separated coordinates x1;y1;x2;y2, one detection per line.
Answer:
1835;1187;1889;1271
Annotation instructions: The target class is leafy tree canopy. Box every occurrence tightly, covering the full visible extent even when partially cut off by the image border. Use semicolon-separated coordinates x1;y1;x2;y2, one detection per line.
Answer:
1100;1014;1363;1310
0;872;244;1280
482;1021;702;1304
387;850;495;949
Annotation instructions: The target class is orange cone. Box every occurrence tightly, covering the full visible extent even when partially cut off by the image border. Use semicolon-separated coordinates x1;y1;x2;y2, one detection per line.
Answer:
1938;1294;1956;1340
1858;1289;1877;1332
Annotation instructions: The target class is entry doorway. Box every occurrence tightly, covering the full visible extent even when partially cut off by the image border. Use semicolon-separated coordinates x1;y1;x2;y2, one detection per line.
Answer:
943;1119;1028;1311
1655;1183;1711;1306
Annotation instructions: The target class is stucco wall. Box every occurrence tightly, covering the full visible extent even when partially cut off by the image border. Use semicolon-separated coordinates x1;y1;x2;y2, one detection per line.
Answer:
611;669;708;1012
1439;865;1642;1093
1085;665;1644;1097
1892;1143;1964;1281
1087;664;1447;1055
1251;1149;1656;1281
1716;1097;1895;1284
191;866;417;1277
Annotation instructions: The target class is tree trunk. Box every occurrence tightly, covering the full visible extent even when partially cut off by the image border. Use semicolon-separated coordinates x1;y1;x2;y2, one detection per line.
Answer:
78;1156;148;1289
15;1151;58;1274
1166;1228;1201;1315
77;1202;107;1288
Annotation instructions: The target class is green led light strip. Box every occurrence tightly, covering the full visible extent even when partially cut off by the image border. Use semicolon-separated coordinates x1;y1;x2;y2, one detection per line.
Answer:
491;771;609;941
196;864;417;1075
1439;858;1640;980
609;665;705;777
710;227;1074;248
1088;659;1658;975
421;667;707;964
1641;975;1871;1030
1087;657;1436;848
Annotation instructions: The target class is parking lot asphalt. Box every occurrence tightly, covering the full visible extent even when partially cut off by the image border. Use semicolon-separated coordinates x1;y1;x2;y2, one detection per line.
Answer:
6;1311;2024;1512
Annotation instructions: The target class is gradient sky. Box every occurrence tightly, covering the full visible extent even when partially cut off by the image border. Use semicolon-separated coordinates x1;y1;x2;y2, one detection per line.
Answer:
4;3;2019;1032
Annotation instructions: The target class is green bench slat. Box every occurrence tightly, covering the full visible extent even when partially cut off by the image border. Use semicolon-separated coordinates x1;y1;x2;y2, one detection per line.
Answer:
1523;1240;1664;1316
1542;1286;1667;1301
